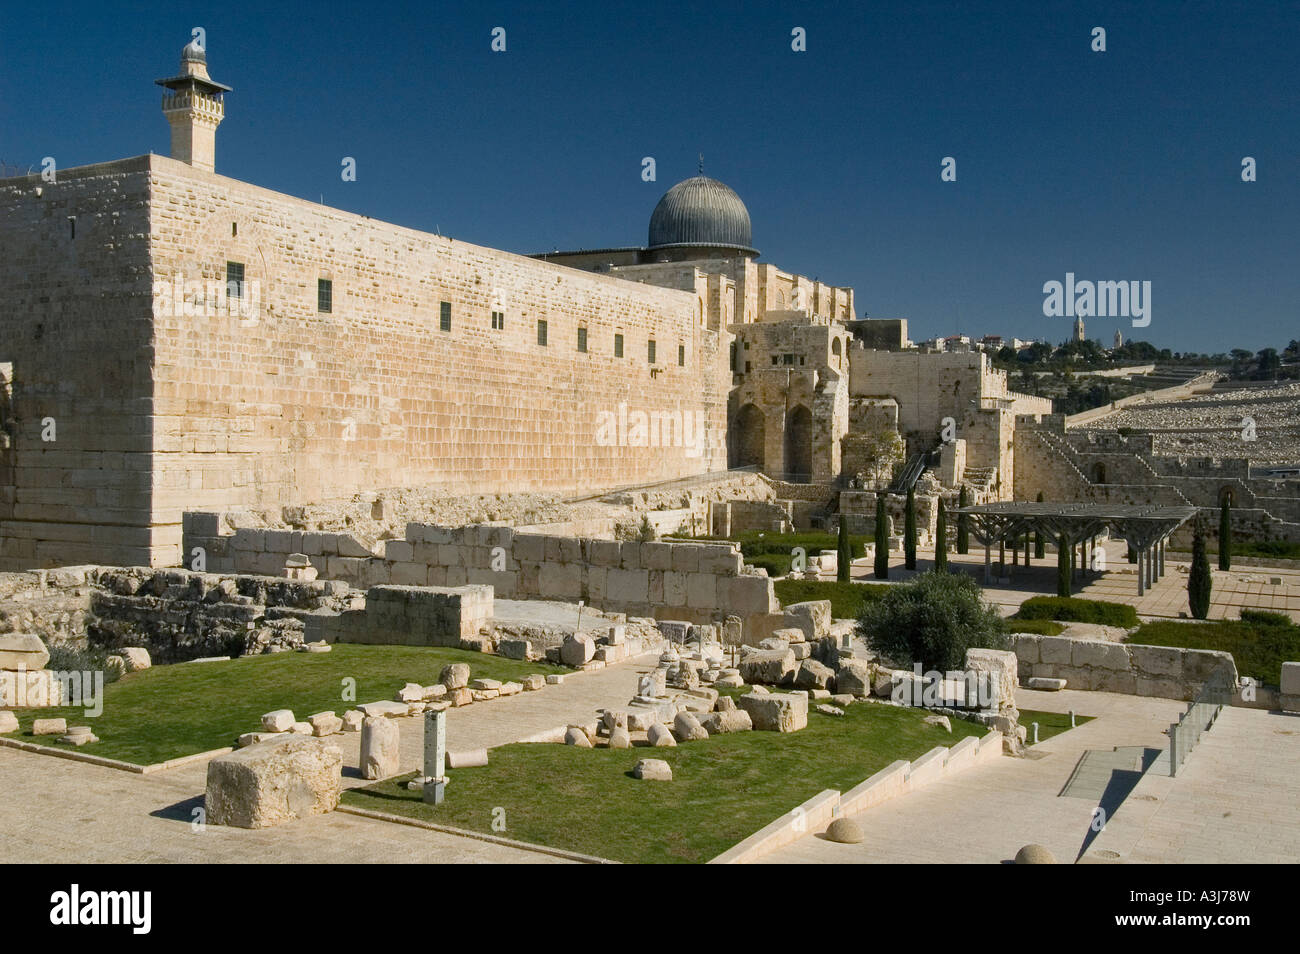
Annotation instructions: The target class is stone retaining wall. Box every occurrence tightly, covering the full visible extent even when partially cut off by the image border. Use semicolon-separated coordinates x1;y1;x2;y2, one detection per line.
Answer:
1010;633;1236;701
183;514;780;631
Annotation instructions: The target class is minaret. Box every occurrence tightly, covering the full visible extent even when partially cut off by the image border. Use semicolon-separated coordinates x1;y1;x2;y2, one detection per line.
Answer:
155;38;231;172
1072;315;1086;343
1113;329;1123;350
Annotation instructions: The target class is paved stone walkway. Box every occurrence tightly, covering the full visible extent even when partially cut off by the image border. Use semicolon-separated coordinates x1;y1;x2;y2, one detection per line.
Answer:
1081;705;1300;863
758;688;1187;864
0;653;657;863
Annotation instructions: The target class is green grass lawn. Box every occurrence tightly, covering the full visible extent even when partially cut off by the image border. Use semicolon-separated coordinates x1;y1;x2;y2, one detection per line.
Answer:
341;698;987;864
699;531;868;579
774;579;889;619
1019;708;1094;743
2;645;565;766
1128;614;1300;685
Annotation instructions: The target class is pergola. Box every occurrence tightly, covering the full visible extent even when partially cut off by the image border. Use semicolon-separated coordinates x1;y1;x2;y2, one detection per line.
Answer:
950;502;1199;595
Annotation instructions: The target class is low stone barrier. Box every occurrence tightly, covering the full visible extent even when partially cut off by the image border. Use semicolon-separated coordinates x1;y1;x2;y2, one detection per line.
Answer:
329;585;493;648
709;729;1003;863
1010;634;1237;701
183;514;781;635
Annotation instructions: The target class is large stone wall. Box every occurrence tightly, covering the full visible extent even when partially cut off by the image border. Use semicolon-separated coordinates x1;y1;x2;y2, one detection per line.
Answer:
2;154;734;570
183;516;779;630
0;160;158;568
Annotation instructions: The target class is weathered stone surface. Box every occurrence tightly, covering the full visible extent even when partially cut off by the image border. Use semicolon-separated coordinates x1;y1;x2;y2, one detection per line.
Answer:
737;692;808;732
560;635;596;667
608;727;632;749
816;704;845;716
0;633;49;671
1026;677;1067;691
498;638;530;660
289;721;313;735
447;748;488;768
1282;662;1300;697
1014;843;1056;864
965;648;1019;712
647;722;677;747
307;711;343;736
564;726;592;747
922;714;952;732
32;717;67;736
700;709;752;734
499;681;523;697
470;688;499;702
105;655;128;679
825;816;864;844
342;709;363;731
0;711;18;733
360;716;400;780
260;709;295;733
205;736;343;829
833;659;875;697
633;758;672;780
439;663;471;690
469;677;502;691
357;700;409;718
794;658;835;690
714;672;744;689
120;647;152;671
396;683;424;703
448;687;473;707
672;711;709;742
522;674;546;691
738;648;796;686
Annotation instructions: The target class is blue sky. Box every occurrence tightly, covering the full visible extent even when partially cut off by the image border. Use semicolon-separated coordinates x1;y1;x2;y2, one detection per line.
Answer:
3;0;1296;353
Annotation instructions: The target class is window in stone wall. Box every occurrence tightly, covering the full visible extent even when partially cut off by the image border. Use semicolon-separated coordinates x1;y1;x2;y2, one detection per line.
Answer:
491;310;505;330
648;339;656;364
317;279;332;313
537;319;548;346
226;261;245;300
577;326;588;352
678;343;685;366
730;342;737;371
439;301;452;332
614;333;624;357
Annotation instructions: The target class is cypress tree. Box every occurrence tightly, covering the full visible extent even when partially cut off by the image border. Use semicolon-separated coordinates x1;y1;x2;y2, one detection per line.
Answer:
904;486;917;570
1219;497;1232;571
1189;530;1212;620
1056;533;1071;597
957;485;970;554
1034;491;1045;558
836;516;851;583
934;500;948;571
873;495;889;580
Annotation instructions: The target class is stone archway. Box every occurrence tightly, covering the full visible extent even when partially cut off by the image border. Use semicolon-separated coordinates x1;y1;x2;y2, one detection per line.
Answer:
784;404;813;482
729;403;765;469
1091;462;1107;484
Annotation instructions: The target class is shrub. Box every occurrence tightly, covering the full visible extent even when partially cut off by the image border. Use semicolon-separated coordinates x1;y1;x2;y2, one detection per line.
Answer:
904;486;917;571
836;518;851;583
873;495;889;580
957;485;970;554
1219;499;1232;571
860;571;1008;672
1189;531;1212;620
1239;608;1292;628
1015;596;1139;628
934;500;948;572
44;642;123;683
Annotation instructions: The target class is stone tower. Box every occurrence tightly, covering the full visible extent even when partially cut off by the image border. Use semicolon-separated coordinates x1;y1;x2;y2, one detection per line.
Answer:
1113;329;1123;350
155;38;231;172
1072;315;1086;343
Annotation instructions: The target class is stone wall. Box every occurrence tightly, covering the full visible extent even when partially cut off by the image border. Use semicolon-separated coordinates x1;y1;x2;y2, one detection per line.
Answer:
183;515;779;631
2;154;734;570
330;584;492;648
1010;633;1237;701
0;160;158;569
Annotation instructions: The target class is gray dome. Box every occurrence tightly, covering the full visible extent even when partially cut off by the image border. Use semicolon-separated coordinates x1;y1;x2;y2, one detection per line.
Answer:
182;39;207;63
647;176;754;252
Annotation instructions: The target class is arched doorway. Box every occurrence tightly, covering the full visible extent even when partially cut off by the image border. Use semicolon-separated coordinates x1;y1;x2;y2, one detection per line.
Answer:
729;404;765;469
784;405;813;482
1091;462;1107;484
